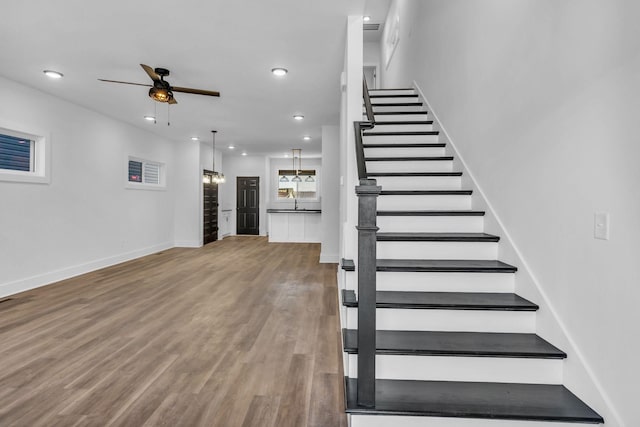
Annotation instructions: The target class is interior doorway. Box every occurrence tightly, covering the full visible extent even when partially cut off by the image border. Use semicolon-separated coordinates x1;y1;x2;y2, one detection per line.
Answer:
203;170;219;244
236;176;259;235
364;65;378;89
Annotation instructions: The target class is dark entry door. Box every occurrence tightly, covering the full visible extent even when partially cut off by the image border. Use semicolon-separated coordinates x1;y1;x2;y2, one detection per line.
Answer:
237;176;259;235
203;170;219;244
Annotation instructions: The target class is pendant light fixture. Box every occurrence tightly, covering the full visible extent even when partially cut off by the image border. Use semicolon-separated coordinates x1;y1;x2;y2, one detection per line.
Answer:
291;148;302;182
210;130;225;184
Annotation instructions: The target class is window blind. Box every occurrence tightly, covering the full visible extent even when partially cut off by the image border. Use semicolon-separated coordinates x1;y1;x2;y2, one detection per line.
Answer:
0;133;32;172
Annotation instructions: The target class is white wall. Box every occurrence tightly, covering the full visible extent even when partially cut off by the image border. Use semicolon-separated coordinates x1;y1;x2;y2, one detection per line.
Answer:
339;15;364;261
0;75;179;297
174;142;201;247
321;125;340;263
381;1;639;425
221;154;268;236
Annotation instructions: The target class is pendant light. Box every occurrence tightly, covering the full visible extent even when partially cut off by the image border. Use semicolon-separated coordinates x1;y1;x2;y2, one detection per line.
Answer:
291;148;302;182
210;130;225;184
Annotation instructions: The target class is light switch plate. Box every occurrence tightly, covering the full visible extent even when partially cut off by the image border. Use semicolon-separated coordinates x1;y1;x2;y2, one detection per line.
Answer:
594;212;610;240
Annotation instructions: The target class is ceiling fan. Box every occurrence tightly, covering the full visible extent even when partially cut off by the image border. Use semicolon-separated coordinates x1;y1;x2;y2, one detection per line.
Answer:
98;64;220;104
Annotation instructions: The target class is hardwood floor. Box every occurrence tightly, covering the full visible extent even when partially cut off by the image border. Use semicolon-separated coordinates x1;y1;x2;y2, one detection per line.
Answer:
0;236;347;427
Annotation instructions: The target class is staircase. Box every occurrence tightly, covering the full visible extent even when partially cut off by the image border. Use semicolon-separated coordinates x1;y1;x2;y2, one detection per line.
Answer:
341;87;604;426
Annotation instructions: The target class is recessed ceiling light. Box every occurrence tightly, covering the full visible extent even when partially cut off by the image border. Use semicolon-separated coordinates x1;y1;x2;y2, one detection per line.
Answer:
191;136;199;141
241;151;248;156
144;115;155;121
228;145;235;150
303;136;311;141
363;16;371;22
293;115;304;121
271;68;288;77
43;70;63;79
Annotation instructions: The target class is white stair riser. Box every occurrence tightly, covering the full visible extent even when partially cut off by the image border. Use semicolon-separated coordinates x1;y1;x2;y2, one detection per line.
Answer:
344;271;515;293
367;160;453;174
375;272;515;293
364;134;439;144
377;241;498;260
368;97;420;104
370;124;434;132
377;215;483;232
374;175;461;190
369;89;416;96
372;105;424;113
375;114;429;122
346;308;535;333
350;415;599;427
364;147;446;158
377;194;471;210
347;355;562;384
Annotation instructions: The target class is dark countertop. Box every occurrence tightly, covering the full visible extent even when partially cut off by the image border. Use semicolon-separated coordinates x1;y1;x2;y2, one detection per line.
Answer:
267;209;321;214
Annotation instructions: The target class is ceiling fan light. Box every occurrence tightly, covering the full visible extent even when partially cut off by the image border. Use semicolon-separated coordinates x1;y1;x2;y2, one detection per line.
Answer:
149;87;173;103
293;114;304;121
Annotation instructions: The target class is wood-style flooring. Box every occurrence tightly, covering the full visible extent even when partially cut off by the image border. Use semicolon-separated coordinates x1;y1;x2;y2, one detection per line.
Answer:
0;236;347;427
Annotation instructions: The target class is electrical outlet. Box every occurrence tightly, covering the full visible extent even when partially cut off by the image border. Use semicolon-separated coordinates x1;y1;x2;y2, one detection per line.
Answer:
594;212;610;240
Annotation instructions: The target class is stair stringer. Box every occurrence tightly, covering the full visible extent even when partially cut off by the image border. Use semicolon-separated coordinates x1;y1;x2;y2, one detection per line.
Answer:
412;80;622;427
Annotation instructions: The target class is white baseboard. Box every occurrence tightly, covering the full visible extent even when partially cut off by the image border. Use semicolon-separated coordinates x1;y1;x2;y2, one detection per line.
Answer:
0;241;173;299
174;240;202;248
320;253;339;263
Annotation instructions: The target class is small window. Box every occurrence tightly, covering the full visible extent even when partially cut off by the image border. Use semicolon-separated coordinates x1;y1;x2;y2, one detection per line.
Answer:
0;126;49;184
0;133;34;172
127;157;165;189
128;160;143;182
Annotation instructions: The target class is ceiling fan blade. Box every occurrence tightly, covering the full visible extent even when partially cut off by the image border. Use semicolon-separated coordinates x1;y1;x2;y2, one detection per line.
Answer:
172;86;220;97
98;79;152;87
140;64;160;81
168;97;177;105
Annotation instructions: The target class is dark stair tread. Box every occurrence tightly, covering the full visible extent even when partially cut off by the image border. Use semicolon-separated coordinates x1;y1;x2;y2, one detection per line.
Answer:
345;378;603;423
371;102;423;107
369;120;433;125
377;232;499;242
377;259;517;273
365;156;453;161
368;172;462;177
342;329;565;358
368;94;419;98
341;258;355;271
380;190;472;195
363;143;445;148
369;88;415;91
377;210;484;216
374;111;428;115
341;289;538;311
363;131;439;136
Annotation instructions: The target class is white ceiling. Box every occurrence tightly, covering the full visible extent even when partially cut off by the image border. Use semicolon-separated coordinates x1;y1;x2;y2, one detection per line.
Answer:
0;0;366;157
363;0;391;42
